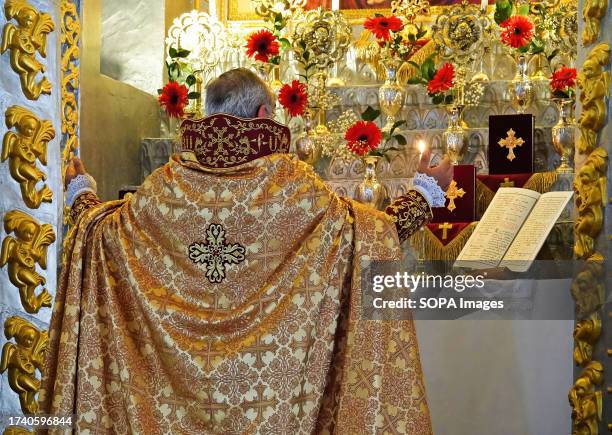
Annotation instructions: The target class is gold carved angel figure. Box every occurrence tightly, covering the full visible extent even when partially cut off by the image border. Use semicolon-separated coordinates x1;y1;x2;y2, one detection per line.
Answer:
0;316;49;414
569;361;603;435
0;210;55;313
576;43;610;154
1;0;55;100
572;148;607;260
2;106;55;208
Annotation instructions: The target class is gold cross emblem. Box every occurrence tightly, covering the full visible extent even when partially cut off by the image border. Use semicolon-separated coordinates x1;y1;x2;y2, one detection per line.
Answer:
498;128;524;162
445;180;465;212
438;222;453;240
500;177;515;187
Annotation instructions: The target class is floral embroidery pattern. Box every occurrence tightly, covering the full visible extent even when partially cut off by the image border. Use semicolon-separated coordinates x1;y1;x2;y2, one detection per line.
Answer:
188;224;246;283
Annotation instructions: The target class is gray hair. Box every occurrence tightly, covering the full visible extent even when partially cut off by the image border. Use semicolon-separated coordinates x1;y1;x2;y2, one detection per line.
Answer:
204;68;275;118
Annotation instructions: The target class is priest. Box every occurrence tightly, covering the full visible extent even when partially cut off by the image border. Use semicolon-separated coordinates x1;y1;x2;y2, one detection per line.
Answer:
40;68;451;434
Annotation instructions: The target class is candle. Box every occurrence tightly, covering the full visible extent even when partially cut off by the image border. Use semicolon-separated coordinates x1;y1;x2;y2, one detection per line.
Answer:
480;0;488;12
417;140;427;157
332;0;340;10
209;0;217;17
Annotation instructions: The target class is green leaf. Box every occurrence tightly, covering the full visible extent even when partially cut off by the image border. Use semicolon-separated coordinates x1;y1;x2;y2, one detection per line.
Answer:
303;51;310;61
444;94;454;104
188;92;200;99
517;3;530;15
547;48;560;62
270;56;281;65
407;77;424;85
374;13;384;17
394;134;407;146
186;74;196;87
169;47;178;58
157;88;162;95
389;120;406;135
421;55;436;81
432;94;444;105
175;48;190;58
361;106;381;122
493;0;513;24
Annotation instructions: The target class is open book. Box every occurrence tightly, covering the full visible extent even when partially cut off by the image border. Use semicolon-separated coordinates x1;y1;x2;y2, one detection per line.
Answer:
454;188;573;272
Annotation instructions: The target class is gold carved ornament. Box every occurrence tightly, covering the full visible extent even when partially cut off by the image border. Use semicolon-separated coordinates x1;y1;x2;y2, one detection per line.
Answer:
582;0;608;46
577;43;610;155
60;0;81;170
573;147;607;261
569;361;604;435
2;106;55;209
0;0;55;100
2;427;33;435
0;210;55;313
573;314;601;367
0;316;49;414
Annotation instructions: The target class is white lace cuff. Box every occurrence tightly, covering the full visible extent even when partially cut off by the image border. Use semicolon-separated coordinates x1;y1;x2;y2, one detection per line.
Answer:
412;172;446;208
66;173;98;207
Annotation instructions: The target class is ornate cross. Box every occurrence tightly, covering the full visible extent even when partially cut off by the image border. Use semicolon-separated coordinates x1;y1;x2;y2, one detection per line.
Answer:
188;224;246;283
500;177;515;187
438;222;453;240
498;128;525;162
445;180;465;212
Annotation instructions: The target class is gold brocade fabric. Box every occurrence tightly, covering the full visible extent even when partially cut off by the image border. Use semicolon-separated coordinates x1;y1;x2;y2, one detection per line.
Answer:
40;153;432;434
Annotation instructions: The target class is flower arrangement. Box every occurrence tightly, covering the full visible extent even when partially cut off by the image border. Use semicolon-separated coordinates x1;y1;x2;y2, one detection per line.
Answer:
408;57;456;105
344;107;407;158
157;48;201;118
550;66;577;99
499;15;534;50
278;80;309;117
363;14;429;63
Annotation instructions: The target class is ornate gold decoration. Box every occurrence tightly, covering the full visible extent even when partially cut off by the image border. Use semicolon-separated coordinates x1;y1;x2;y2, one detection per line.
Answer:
582;0;608;45
577;43;610;155
2;106;55;208
60;0;81;175
410;221;478;262
498;128;524;162
573;147;608;260
569;361;604;435
430;0;491;68
0;210;55;313
0;0;55;100
392;0;431;22
0;316;49;414
573;314;602;367
571;261;605;321
500;177;515;187
252;0;305;22
438;222;452;240
445;179;465;212
3;427;33;435
291;8;352;72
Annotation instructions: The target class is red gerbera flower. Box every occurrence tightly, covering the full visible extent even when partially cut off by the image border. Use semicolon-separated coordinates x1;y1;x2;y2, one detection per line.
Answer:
158;81;189;118
345;121;382;156
550;67;577;92
245;29;280;63
427;63;455;95
364;16;404;41
500;16;534;49
278;80;308;117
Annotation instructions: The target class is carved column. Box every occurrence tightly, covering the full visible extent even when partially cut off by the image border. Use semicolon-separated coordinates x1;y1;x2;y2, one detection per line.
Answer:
572;0;611;432
0;0;80;432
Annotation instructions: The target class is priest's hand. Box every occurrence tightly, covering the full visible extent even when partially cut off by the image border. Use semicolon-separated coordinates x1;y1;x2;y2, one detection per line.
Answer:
417;149;453;191
64;157;87;190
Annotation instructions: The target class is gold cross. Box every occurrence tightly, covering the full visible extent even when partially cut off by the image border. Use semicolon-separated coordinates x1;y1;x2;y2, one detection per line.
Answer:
498;128;524;161
445;179;465;212
438;222;453;240
500;177;515;187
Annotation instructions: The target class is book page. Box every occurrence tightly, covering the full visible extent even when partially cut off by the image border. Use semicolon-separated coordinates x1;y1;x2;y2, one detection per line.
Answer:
454;188;540;269
500;191;573;272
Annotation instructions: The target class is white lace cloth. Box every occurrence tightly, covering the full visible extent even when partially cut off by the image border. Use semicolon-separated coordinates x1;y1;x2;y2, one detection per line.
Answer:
412;172;446;208
66;173;97;207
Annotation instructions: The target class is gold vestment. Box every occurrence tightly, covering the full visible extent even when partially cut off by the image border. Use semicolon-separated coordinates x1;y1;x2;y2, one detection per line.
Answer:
40;133;431;434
